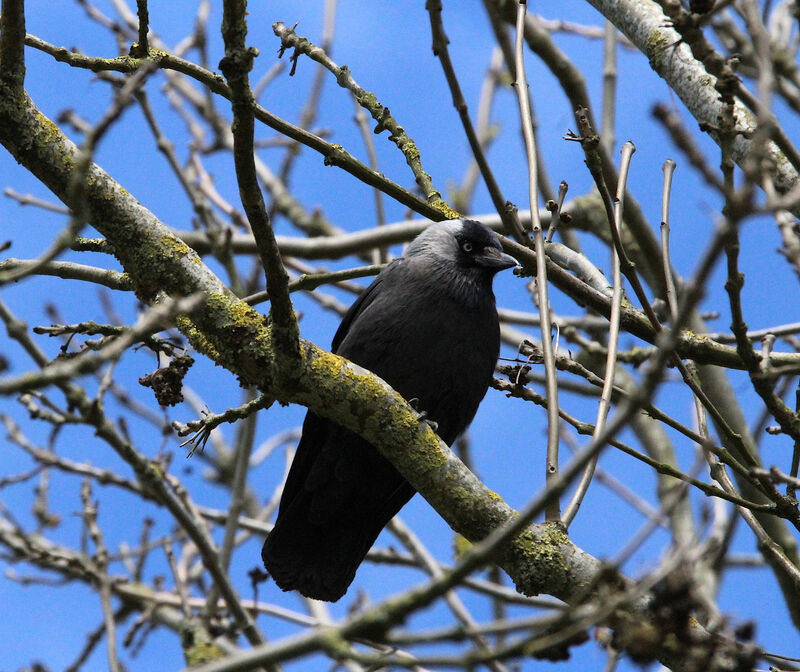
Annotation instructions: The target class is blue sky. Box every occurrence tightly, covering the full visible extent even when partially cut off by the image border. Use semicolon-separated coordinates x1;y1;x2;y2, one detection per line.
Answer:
2;1;799;670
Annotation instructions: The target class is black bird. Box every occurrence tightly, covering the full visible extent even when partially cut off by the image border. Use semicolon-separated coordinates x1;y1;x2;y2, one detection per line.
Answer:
262;219;516;601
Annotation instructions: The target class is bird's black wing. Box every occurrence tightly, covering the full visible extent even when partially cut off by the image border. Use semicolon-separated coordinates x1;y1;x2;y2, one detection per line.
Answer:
331;259;400;353
272;409;325;519
263;261;418;601
273;261;402;514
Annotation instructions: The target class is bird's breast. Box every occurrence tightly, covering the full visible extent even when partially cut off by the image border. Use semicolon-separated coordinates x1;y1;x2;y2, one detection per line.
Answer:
337;284;499;444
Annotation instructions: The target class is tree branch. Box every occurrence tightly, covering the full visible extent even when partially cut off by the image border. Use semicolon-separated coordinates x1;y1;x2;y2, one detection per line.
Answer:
220;0;300;377
0;0;26;89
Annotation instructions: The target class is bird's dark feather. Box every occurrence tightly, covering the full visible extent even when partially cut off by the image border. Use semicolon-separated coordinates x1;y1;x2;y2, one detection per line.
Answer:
262;220;511;601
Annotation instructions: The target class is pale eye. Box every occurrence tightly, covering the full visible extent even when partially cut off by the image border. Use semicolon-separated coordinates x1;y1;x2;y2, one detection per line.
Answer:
462;241;474;253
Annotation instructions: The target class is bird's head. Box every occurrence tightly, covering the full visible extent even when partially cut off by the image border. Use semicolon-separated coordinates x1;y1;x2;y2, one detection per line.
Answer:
406;219;517;276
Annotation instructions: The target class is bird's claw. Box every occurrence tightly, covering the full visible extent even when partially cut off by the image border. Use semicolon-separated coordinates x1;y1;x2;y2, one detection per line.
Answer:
416;410;438;433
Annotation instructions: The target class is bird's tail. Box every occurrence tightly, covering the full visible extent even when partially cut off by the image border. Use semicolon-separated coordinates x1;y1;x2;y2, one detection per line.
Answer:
262;481;415;602
262;507;374;602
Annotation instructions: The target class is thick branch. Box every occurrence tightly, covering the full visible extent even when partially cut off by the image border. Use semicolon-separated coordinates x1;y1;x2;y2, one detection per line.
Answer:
0;0;26;88
581;0;800;213
219;0;300;374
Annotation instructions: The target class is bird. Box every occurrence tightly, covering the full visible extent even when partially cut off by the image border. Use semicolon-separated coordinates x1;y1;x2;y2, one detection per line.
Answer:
262;219;517;602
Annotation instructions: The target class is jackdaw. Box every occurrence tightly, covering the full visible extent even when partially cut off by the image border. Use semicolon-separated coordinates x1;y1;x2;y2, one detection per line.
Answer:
262;219;516;602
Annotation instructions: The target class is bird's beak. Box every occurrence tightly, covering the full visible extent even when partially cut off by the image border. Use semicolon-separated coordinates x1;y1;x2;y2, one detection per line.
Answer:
478;246;518;271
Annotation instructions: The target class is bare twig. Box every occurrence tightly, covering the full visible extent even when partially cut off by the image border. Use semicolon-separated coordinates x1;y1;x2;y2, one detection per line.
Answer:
80;479;121;672
0;294;204;395
513;0;561;521
563;141;635;526
272;21;447;210
427;1;523;242
600;20;617;154
660;159;679;320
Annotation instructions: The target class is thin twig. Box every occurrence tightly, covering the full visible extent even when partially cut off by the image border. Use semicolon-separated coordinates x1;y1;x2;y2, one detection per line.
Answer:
600;20;617;154
0;294;204;395
243;264;384;307
660;159;679;320
697;393;800;587
513;0;561;521
132;0;149;57
204;387;260;618
388;518;510;672
351;97;388;263
22;31;452;223
3;187;70;213
544;181;568;243
427;1;523;242
563;142;635;526
80;479;121;672
272;21;447;209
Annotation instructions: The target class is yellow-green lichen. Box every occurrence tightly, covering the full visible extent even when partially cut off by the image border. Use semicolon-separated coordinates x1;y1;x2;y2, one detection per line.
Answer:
644;30;671;72
35;110;76;172
430;198;461;220
359;92;379;109
404;143;421;161
698;75;714;89
228;294;265;324
207;292;269;341
160;233;194;259
453;533;473;559
252;321;274;353
508;522;572;596
540;520;570;547
449;485;474;507
176;293;275;387
294;346;451;478
410;429;447;469
308;349;348;382
144;460;166;480
183;641;224;666
176;314;220;361
180;621;225;666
